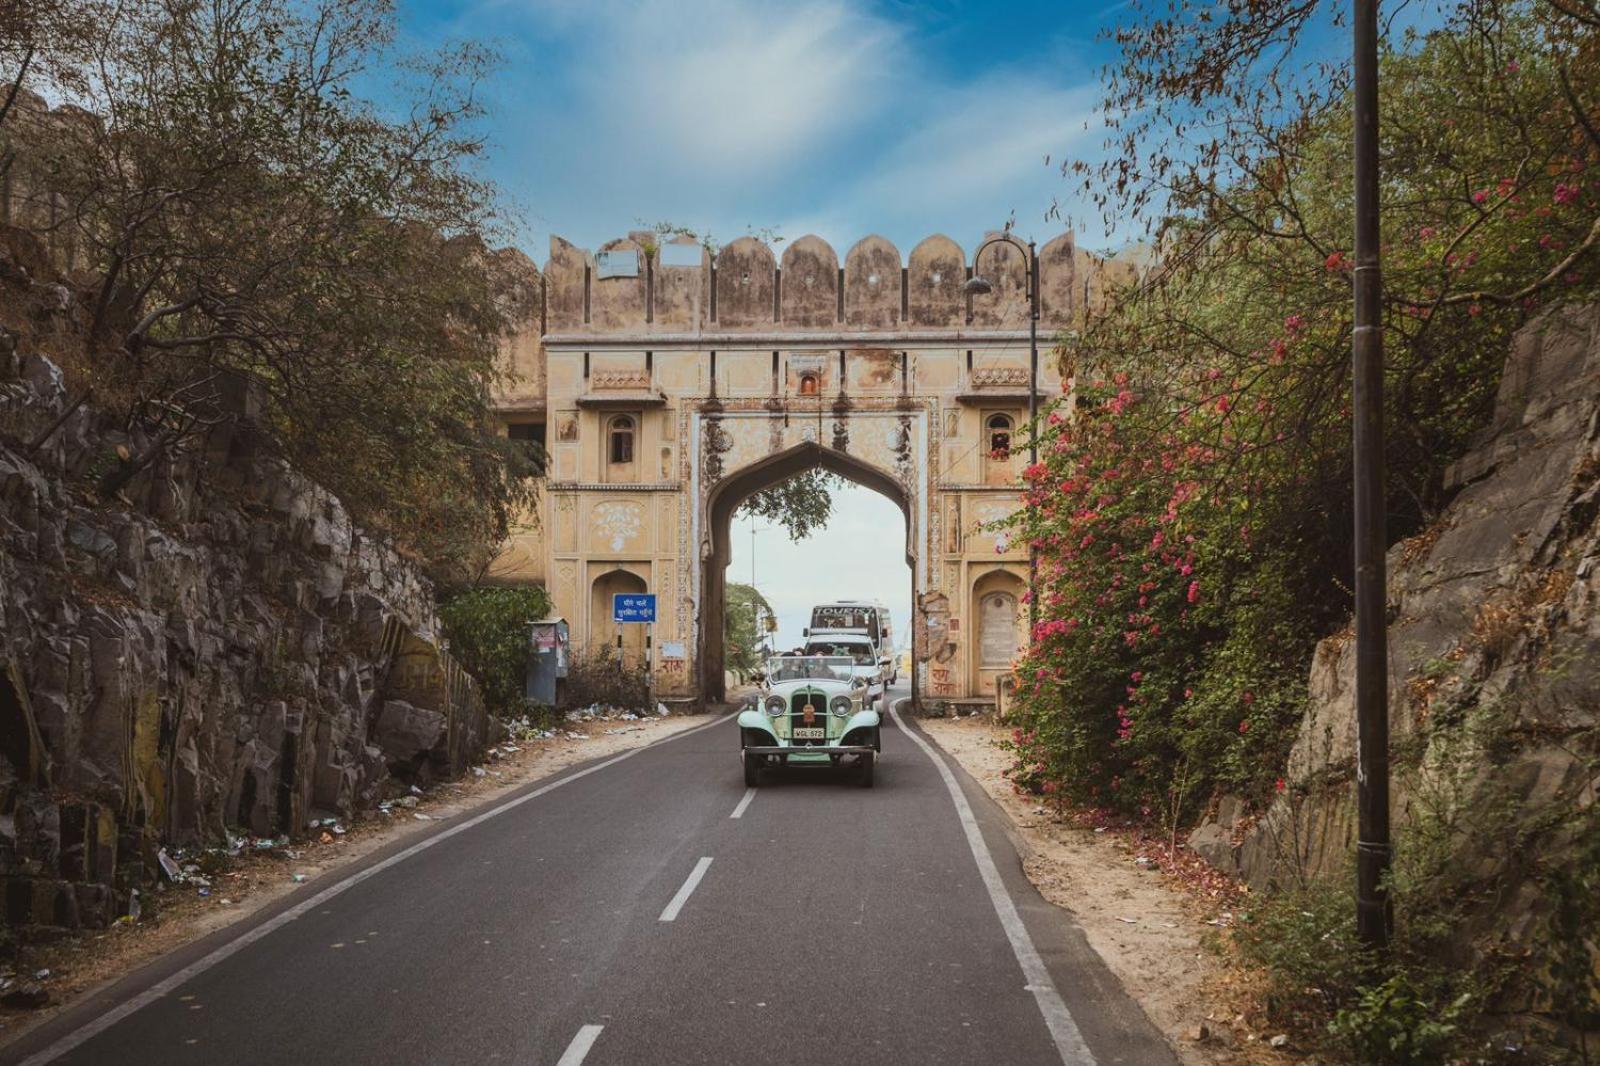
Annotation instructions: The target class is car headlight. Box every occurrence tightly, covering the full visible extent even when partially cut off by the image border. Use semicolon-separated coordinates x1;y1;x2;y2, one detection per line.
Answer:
830;695;853;717
764;695;785;716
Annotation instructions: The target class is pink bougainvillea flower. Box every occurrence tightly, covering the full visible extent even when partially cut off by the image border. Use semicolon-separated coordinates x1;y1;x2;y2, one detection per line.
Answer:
1238;720;1250;734
1186;581;1201;604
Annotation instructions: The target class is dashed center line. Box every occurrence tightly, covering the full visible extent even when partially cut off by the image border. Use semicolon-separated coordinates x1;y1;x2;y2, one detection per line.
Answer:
556;1024;604;1066
658;857;714;922
729;787;756;819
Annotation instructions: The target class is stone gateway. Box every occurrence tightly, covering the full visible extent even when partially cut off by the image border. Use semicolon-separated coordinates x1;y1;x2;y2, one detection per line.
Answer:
489;229;1142;706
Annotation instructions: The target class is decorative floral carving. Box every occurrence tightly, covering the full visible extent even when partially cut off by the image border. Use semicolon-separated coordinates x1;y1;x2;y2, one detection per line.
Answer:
593;501;643;551
592;370;650;390
971;367;1028;388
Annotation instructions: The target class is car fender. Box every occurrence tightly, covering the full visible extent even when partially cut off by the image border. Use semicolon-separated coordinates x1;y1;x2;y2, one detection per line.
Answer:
839;709;880;747
737;709;781;746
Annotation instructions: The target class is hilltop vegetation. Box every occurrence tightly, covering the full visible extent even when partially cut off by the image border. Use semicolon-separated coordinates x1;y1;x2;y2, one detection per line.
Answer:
1;0;538;581
1006;0;1600;1054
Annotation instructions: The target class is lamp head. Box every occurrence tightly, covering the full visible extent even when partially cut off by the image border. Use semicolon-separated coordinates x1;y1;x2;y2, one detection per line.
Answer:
962;275;994;296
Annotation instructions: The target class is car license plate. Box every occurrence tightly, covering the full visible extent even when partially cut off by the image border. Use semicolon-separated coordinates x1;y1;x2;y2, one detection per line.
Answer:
793;727;825;740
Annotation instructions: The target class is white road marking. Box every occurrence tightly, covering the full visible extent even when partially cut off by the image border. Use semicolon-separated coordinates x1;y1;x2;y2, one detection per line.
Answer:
729;787;756;819
555;1024;604;1066
658;856;714;922
891;701;1097;1066
17;713;737;1066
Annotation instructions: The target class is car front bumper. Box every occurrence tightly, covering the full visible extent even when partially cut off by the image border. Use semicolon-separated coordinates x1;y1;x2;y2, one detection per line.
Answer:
743;746;876;757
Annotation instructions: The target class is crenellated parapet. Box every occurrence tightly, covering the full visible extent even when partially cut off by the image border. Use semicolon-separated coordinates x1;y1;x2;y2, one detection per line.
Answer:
540;230;1135;337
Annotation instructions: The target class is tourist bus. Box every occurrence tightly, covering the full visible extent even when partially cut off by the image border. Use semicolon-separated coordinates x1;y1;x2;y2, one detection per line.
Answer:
804;600;895;684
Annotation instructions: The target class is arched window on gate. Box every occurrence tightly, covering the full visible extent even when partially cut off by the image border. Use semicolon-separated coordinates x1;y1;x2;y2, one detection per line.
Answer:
798;371;820;396
608;415;636;465
986;413;1013;457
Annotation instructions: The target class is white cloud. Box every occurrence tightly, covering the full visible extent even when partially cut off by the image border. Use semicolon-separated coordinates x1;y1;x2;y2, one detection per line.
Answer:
476;0;1114;260
511;0;904;182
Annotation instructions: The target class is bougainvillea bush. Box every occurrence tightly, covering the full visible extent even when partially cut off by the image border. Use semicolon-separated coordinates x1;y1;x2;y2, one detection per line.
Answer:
1004;9;1600;820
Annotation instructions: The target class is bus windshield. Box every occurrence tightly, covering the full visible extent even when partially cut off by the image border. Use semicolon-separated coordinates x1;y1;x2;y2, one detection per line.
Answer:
803;640;876;665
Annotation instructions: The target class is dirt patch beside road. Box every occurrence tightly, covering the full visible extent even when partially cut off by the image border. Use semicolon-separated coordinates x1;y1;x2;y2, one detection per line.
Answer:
0;712;711;1048
920;715;1292;1066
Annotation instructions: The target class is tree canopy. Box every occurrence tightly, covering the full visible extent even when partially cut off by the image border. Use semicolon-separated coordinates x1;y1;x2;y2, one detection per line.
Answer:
724;582;776;680
2;0;538;581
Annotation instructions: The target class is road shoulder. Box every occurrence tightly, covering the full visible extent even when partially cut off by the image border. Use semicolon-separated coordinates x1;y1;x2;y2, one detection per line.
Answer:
917;714;1289;1066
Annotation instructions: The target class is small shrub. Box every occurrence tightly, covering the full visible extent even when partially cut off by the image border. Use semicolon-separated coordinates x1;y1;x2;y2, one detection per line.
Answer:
438;585;553;716
560;646;650;713
1328;973;1471;1065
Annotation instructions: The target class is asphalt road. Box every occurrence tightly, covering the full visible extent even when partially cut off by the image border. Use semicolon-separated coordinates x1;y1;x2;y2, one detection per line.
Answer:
3;691;1176;1066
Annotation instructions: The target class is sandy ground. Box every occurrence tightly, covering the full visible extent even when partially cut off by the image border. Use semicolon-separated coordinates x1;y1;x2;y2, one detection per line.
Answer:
0;712;710;1046
921;716;1295;1065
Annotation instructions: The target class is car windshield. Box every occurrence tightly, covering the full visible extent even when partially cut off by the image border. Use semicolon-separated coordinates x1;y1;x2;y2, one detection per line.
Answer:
766;656;854;683
803;641;875;665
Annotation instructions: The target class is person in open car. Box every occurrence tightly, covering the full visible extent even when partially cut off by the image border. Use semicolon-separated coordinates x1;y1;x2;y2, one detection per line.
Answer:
737;655;882;787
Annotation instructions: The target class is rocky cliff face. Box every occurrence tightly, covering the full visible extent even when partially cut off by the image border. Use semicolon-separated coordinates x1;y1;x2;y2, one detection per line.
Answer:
0;242;492;932
1192;305;1600;905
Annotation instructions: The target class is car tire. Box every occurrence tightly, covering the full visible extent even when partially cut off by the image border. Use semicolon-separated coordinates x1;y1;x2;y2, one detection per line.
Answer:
743;752;762;787
858;753;875;788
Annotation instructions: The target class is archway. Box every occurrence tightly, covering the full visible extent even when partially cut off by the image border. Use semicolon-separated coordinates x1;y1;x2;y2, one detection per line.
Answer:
590;568;648;666
969;569;1026;696
700;442;914;703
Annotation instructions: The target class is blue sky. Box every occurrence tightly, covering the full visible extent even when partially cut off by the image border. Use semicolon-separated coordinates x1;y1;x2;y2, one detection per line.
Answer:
397;0;1132;262
387;0;1131;650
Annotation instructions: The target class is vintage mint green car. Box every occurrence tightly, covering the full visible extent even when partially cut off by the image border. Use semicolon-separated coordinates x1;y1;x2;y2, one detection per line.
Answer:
738;655;881;787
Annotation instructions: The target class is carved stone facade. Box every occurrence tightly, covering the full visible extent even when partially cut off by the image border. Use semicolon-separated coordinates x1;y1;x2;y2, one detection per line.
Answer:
489;229;1143;704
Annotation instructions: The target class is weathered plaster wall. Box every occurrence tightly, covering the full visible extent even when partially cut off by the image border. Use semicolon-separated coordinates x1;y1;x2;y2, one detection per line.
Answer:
536;231;1119;335
489;229;1139;705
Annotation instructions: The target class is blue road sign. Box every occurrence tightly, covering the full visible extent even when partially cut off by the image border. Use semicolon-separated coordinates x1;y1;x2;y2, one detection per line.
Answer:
612;593;656;623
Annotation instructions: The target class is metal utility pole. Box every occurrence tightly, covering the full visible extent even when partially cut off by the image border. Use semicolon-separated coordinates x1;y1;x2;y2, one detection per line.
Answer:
1026;238;1039;632
749;523;769;591
1352;0;1392;952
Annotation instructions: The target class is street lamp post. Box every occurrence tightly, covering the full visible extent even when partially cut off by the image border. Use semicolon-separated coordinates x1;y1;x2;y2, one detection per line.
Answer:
1353;0;1392;951
749;522;769;591
964;234;1041;631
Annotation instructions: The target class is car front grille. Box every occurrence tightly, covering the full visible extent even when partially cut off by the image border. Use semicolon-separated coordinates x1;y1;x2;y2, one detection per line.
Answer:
789;692;829;745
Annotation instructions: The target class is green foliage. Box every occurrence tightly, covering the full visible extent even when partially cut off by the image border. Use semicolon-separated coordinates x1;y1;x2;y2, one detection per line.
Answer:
10;0;536;580
1236;865;1484;1061
724;582;775;680
1007;10;1600;819
1539;799;1600;1048
737;469;844;542
439;585;552;716
1328;974;1471;1065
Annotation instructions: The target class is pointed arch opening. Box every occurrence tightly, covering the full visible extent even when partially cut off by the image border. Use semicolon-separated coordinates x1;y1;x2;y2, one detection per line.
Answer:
700;442;916;703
